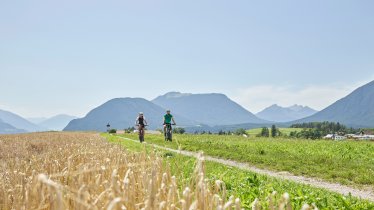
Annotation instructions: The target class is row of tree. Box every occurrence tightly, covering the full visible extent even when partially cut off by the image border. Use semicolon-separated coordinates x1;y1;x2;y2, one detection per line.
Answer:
290;121;358;134
257;125;282;137
217;128;248;136
289;121;359;139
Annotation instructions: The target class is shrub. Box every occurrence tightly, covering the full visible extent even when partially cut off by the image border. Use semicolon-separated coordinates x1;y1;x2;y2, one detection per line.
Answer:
124;127;135;133
108;129;117;134
173;127;186;134
257;127;270;137
234;128;247;136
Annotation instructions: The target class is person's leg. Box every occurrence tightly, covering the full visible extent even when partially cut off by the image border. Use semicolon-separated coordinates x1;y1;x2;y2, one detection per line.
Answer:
138;125;144;142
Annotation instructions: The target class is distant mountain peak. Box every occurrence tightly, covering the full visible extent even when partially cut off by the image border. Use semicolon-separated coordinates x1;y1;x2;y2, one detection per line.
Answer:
269;104;281;108
256;104;317;122
296;80;374;127
153;92;265;126
158;92;228;99
162;92;193;98
38;114;77;131
288;104;310;111
0;109;43;133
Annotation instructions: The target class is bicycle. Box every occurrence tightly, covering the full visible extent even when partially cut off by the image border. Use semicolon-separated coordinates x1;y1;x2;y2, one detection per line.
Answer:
137;124;147;143
164;123;176;141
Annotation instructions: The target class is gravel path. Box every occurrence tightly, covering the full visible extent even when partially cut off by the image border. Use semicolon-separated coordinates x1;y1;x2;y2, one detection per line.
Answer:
117;136;374;202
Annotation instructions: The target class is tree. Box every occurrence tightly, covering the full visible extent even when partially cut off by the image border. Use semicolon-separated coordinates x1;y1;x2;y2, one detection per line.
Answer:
173;127;186;134
258;127;269;137
124;127;135;133
271;125;277;137
234;128;247;136
218;130;226;135
108;129;117;134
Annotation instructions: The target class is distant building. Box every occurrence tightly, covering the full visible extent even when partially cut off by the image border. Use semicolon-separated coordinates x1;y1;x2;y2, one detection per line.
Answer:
323;134;334;139
323;134;346;140
345;134;374;140
334;135;346;140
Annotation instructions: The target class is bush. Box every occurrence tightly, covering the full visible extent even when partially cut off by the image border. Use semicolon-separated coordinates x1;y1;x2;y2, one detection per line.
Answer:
234;128;247;136
108;129;117;134
257;127;270;137
173;127;186;134
218;130;226;135
271;125;282;137
124;127;135;133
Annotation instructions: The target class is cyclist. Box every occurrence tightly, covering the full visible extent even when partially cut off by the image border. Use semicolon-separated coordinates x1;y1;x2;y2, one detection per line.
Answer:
163;110;176;136
135;112;148;142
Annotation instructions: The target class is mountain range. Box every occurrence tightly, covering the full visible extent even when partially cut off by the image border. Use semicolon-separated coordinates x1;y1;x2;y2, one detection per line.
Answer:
2;80;374;133
37;114;77;131
256;104;317;122
0;109;42;132
295;80;374;127
0;119;27;134
0;110;77;134
152;92;266;126
64;98;196;132
63;92;268;132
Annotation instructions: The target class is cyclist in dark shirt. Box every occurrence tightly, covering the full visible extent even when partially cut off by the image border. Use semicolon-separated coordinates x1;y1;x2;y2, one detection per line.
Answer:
135;112;148;139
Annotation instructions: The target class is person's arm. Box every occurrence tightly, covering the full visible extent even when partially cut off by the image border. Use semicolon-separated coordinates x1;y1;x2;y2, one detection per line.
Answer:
144;118;148;126
172;117;176;125
135;117;139;126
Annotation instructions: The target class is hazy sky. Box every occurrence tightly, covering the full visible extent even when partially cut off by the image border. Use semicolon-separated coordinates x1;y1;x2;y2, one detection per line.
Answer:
1;0;373;118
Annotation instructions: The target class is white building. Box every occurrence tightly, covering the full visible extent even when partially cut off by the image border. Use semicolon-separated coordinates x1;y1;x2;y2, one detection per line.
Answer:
345;134;374;140
334;135;346;140
323;134;346;140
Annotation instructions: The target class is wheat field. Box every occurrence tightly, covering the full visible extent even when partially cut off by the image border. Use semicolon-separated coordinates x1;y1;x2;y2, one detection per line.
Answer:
0;132;313;210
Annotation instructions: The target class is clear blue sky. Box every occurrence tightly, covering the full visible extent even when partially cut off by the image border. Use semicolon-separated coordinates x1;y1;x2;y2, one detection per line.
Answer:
1;0;373;117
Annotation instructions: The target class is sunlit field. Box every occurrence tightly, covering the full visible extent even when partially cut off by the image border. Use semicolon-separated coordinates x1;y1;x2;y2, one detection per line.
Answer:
0;132;241;209
108;133;374;209
119;133;374;187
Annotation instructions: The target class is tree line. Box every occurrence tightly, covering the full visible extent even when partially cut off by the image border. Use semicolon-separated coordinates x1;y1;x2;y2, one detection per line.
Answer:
289;121;359;139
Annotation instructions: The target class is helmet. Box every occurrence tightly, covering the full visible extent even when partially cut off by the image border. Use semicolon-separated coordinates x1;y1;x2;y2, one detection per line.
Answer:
166;110;170;112
139;112;143;115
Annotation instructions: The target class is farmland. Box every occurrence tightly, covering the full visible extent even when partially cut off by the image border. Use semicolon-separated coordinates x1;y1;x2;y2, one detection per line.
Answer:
118;133;374;188
0;132;241;209
1;132;373;209
107;134;374;209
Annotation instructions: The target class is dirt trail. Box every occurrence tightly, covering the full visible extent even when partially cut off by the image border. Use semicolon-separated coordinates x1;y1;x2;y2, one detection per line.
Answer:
116;136;374;202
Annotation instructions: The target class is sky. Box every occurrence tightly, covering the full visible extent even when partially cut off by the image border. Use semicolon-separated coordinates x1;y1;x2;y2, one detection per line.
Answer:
1;0;374;118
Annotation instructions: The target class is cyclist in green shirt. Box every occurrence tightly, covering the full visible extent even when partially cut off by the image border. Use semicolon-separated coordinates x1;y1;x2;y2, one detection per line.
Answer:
163;110;176;134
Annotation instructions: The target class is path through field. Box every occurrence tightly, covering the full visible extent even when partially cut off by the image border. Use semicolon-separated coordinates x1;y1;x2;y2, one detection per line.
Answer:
116;135;374;202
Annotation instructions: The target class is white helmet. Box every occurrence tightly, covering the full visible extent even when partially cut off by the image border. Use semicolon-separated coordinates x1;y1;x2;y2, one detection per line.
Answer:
139;112;143;115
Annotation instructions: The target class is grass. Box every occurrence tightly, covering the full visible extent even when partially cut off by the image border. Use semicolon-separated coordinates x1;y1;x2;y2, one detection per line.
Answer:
246;127;304;136
106;133;374;209
2;132;372;209
118;133;374;188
